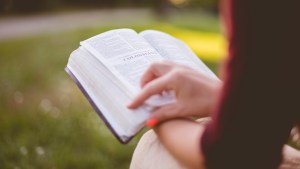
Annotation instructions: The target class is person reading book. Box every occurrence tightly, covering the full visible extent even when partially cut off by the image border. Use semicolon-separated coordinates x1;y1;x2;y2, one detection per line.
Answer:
66;28;218;143
127;0;300;168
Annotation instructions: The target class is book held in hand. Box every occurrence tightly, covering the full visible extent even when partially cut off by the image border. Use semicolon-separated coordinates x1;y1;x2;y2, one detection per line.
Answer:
65;28;218;144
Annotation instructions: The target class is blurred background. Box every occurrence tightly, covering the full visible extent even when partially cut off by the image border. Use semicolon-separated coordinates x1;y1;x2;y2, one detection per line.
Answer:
0;0;226;168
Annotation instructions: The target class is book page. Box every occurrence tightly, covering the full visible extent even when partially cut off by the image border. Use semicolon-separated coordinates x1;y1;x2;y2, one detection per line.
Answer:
140;30;219;80
66;47;153;142
80;29;163;96
80;28;176;107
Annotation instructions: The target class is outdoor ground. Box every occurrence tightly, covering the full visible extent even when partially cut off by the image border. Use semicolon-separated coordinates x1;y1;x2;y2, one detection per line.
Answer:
0;8;225;169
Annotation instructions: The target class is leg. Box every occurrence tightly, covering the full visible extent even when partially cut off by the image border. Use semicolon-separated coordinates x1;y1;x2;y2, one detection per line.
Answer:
130;129;186;169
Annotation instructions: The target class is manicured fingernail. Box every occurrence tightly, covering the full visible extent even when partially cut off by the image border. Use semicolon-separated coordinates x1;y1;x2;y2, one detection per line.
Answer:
146;118;159;128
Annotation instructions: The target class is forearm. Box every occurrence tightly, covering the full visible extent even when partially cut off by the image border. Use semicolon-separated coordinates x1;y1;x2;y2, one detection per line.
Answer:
279;145;300;169
153;118;206;169
152;119;300;169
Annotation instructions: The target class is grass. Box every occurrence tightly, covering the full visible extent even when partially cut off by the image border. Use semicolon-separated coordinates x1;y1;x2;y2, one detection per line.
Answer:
0;12;224;169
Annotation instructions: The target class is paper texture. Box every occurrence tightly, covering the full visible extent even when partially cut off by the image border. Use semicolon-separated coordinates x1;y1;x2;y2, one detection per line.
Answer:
66;47;152;143
65;29;218;143
80;29;177;107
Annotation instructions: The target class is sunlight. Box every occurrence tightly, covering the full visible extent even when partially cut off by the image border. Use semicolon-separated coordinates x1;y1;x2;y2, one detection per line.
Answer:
163;26;227;62
169;0;189;7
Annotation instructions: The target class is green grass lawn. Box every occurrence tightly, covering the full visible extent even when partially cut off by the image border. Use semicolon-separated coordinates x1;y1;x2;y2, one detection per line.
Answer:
0;14;224;169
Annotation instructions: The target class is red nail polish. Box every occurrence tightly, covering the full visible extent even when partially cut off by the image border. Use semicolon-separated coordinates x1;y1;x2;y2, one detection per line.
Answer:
146;118;159;127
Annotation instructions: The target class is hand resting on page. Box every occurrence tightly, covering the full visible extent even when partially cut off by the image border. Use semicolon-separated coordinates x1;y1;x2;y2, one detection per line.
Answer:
127;61;222;122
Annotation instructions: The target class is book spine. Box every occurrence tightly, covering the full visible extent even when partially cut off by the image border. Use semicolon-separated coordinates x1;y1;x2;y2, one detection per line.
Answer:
65;66;133;144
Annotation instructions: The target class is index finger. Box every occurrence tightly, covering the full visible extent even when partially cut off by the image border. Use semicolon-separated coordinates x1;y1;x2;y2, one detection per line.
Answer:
128;75;172;108
140;61;176;87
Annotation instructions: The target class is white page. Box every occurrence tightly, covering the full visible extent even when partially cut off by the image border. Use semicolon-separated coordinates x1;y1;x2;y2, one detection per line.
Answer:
67;47;153;141
80;28;176;107
80;28;163;95
140;30;219;80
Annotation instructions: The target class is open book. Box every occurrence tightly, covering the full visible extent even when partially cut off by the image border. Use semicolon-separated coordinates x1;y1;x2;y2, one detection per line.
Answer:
65;28;218;144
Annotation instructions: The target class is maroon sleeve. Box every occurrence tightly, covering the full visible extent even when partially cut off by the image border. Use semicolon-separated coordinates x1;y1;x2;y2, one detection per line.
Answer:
201;0;300;168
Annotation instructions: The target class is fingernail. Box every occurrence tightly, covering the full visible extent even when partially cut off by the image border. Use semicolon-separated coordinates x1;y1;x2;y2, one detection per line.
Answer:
127;102;132;108
146;118;159;128
127;101;135;108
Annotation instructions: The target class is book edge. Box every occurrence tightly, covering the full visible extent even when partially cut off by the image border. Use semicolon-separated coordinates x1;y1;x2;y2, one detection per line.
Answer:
64;66;133;144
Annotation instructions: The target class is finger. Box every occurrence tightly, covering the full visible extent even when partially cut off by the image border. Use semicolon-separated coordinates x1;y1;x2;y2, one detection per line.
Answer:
151;103;182;121
140;69;157;88
128;75;172;108
140;61;175;87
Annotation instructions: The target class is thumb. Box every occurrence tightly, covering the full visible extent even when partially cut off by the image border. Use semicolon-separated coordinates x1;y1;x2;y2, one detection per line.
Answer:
151;103;182;122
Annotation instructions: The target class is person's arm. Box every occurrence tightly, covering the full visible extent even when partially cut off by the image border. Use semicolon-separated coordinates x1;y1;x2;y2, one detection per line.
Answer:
128;59;300;169
129;1;300;168
153;118;206;169
128;59;300;168
280;145;300;169
128;61;221;122
154;119;300;169
200;0;300;168
128;61;220;168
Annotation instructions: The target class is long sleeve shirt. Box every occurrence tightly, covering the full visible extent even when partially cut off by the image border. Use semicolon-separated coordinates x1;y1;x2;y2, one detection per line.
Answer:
201;0;300;168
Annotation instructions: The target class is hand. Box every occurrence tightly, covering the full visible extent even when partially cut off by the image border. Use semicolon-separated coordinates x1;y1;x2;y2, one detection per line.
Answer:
127;61;221;122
